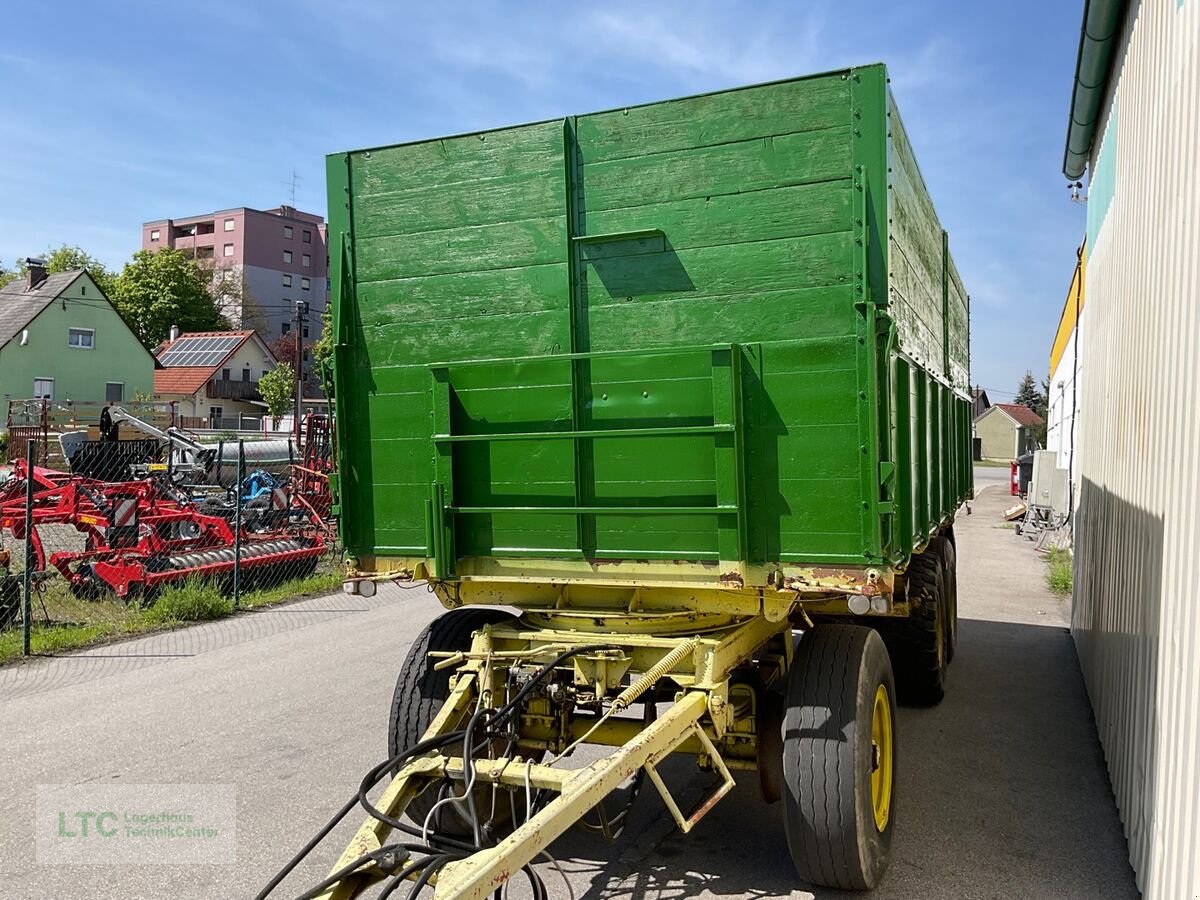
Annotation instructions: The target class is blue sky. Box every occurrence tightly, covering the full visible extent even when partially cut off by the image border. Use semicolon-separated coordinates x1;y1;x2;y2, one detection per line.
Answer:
0;0;1085;398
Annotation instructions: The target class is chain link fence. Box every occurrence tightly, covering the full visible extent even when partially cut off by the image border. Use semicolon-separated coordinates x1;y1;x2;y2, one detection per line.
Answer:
1;420;340;662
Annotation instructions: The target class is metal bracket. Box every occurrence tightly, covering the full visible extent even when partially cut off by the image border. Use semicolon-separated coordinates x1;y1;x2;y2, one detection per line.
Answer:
643;721;737;834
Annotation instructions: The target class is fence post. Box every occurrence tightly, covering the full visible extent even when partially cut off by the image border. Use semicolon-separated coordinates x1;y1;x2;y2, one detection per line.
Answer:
233;440;244;607
22;441;34;656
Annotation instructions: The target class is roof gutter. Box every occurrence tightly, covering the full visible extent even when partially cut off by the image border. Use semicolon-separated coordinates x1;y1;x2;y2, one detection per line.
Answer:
1063;0;1128;180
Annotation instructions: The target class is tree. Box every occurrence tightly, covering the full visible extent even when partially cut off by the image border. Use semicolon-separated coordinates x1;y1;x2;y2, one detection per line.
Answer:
197;260;268;332
110;248;228;346
311;303;334;390
2;245;116;293
258;363;295;425
42;245;117;295
1014;370;1044;413
1015;369;1049;448
268;332;299;370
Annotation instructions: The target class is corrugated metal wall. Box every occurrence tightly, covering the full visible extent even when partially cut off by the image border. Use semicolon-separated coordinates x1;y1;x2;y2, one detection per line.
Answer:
1071;1;1200;897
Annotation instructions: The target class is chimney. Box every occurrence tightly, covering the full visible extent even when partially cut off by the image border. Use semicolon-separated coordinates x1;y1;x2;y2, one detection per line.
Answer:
25;258;47;290
169;325;180;343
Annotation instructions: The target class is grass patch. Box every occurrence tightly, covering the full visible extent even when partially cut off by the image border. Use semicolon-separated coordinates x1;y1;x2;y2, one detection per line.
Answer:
0;567;342;665
1045;548;1073;596
144;580;234;625
239;570;342;608
975;459;1013;468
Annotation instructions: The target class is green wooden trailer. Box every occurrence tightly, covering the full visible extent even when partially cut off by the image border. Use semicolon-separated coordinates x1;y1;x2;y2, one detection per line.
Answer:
275;63;973;899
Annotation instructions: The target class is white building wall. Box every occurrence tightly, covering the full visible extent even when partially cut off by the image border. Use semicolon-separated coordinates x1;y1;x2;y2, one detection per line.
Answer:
1070;2;1200;897
1046;307;1083;490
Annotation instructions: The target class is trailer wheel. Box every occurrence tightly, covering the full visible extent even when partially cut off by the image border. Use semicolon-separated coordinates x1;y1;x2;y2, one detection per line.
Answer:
387;607;517;834
879;550;946;706
931;535;958;663
782;625;896;890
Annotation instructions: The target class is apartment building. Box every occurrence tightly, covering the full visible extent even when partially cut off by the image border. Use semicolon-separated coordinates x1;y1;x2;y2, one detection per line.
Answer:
141;205;327;346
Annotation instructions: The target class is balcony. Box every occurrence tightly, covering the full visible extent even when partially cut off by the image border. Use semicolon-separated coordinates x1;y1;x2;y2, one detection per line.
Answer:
206;379;261;401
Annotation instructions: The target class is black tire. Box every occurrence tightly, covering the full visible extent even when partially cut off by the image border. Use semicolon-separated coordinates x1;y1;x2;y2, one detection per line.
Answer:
782;625;897;890
879;550;946;706
931;535;958;663
387;607;516;831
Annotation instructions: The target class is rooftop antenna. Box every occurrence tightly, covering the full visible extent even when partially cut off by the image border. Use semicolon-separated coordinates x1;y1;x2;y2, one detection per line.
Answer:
284;169;301;208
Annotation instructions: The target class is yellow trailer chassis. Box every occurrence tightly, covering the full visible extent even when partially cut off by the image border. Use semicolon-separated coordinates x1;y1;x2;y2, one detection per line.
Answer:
258;553;954;900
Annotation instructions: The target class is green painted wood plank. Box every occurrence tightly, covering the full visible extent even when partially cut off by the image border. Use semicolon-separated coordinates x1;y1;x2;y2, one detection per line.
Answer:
355;264;567;326
355;216;567;282
582;181;853;254
581;128;852;212
575;75;851;164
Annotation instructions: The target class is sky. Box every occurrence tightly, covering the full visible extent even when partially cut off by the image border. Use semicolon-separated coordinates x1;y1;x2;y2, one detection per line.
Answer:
0;0;1086;399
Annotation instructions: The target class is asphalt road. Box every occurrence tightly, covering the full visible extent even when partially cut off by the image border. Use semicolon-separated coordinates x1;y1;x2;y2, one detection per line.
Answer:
973;464;1012;490
0;485;1137;900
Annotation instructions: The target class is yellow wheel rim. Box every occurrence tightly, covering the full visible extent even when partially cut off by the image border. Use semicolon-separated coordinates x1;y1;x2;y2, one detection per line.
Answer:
870;683;894;832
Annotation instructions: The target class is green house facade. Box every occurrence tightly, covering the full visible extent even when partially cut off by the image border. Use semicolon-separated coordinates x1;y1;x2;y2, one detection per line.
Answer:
0;269;155;406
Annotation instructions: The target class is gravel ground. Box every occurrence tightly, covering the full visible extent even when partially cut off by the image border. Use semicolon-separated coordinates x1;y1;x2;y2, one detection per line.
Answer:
0;484;1137;899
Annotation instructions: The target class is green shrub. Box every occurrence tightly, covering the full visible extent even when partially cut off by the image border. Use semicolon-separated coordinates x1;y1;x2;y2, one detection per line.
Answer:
144;580;234;624
1045;548;1073;596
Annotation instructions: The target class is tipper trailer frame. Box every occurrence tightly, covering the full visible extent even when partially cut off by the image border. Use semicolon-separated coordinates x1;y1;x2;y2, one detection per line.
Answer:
269;63;972;899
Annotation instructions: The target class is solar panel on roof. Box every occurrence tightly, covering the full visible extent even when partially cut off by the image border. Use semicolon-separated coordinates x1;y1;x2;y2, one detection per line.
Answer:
159;334;242;367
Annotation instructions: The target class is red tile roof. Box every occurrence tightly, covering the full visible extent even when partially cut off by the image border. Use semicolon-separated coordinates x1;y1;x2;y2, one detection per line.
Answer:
153;330;271;398
995;403;1044;427
154;367;215;396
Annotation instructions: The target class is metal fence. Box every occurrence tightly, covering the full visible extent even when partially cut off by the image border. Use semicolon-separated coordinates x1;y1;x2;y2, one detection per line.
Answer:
1;430;339;660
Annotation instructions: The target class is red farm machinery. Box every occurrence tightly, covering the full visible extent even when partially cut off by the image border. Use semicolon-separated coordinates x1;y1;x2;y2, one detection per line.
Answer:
0;412;337;606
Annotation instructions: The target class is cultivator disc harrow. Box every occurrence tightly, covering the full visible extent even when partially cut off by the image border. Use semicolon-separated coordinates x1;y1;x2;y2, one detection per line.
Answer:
0;459;328;602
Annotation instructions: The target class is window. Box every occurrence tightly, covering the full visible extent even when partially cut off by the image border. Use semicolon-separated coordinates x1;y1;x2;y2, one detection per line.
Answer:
282;274;292;287
221;368;231;380
224;218;235;232
284;225;294;239
105;382;124;403
302;349;309;362
242;367;251;382
301;277;310;291
68;327;95;349
302;230;312;243
282;322;291;334
302;325;309;338
223;243;234;257
209;406;223;429
33;378;54;400
197;246;214;260
301;253;311;267
283;250;292;264
150;229;160;242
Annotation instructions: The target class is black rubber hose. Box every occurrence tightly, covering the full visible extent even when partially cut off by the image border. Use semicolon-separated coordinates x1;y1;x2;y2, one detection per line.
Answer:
294;843;436;900
264;643;616;899
260;732;466;900
254;793;360;900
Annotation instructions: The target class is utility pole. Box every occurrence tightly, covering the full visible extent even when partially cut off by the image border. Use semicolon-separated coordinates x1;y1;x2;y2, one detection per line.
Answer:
294;299;305;445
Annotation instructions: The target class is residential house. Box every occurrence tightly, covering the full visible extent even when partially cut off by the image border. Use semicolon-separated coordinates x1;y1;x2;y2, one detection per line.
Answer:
973;403;1043;461
971;387;991;419
153;330;278;430
0;263;155;407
